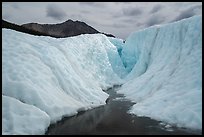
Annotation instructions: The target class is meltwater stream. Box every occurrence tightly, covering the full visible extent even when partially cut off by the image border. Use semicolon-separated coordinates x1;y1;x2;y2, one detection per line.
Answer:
45;85;200;135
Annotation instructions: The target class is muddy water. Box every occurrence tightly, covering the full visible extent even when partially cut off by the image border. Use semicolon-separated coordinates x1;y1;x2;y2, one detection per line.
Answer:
45;85;201;135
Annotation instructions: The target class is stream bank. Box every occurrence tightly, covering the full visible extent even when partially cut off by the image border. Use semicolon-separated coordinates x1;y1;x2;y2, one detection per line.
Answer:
45;85;200;135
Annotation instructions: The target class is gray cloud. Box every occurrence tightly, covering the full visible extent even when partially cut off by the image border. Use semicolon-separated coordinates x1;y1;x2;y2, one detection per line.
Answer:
3;13;12;20
114;2;132;4
123;8;142;16
136;22;143;27
11;3;20;9
112;13;122;18
70;14;82;19
173;10;195;22
110;23;127;28
145;16;165;27
79;2;105;7
46;4;67;20
150;4;162;13
99;22;127;28
121;18;136;23
79;2;95;6
172;5;201;22
80;10;91;14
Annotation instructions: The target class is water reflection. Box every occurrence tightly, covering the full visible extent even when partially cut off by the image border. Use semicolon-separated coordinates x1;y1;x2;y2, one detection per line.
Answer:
46;86;201;135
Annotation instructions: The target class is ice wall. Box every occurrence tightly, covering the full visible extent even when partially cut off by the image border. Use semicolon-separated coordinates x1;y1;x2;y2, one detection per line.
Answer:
118;15;202;130
108;37;128;78
2;29;125;134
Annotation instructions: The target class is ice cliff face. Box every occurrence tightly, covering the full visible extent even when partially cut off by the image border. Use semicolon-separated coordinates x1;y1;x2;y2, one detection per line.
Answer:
2;30;124;135
118;15;202;130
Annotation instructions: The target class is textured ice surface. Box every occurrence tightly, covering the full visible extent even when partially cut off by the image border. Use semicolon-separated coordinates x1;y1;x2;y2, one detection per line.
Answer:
2;95;50;135
108;37;128;78
118;15;202;130
2;29;125;134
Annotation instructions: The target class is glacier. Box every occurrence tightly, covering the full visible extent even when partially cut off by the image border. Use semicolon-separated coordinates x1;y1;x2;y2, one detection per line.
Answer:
118;15;202;130
2;29;126;134
2;15;202;135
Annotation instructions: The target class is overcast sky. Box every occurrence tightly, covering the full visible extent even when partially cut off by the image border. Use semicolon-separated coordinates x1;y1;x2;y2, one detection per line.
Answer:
2;2;202;39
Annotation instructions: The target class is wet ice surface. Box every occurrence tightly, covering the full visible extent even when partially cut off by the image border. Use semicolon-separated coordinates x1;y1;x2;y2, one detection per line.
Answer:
45;85;201;135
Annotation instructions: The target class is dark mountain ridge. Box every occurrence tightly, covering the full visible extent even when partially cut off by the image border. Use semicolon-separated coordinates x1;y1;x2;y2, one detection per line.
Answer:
2;20;50;37
2;19;115;38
